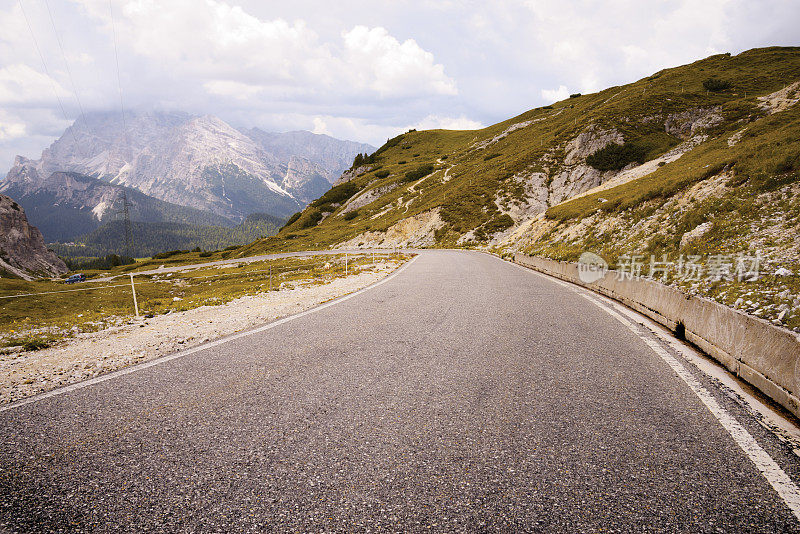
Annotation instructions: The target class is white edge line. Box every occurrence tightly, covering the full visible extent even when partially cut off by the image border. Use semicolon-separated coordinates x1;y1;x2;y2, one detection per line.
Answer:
512;260;800;521
0;255;420;414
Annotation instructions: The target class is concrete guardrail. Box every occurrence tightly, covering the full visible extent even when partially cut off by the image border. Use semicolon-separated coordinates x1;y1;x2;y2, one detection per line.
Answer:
514;253;800;420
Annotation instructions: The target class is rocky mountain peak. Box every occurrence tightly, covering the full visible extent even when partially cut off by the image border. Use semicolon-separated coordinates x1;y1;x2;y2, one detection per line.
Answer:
3;111;375;225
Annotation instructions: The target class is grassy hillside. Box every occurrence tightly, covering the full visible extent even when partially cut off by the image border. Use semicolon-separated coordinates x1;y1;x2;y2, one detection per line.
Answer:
225;47;799;258
516;92;800;331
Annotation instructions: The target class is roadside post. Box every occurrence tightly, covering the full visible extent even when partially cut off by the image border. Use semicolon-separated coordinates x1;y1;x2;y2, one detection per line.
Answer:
129;274;140;317
345;253;348;276
269;266;272;291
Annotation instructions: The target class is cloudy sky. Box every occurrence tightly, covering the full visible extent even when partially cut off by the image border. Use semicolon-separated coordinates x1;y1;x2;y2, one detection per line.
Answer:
1;0;799;172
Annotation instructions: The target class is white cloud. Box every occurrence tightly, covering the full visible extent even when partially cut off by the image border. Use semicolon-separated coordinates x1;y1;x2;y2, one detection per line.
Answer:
540;85;569;103
312;117;330;135
411;114;482;131
73;1;457;101
342;26;457;97
204;80;264;100
119;0;322;83
0;64;70;105
0;116;26;141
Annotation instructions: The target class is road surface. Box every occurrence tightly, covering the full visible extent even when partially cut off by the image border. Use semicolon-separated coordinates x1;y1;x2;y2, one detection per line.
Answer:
2;250;799;532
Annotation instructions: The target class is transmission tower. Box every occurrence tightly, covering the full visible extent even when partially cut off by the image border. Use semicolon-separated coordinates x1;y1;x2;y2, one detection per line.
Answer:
119;189;134;258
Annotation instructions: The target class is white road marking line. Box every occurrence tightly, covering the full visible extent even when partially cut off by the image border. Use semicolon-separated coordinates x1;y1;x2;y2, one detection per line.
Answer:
0;256;419;414
584;293;800;521
583;288;800;445
512;262;800;521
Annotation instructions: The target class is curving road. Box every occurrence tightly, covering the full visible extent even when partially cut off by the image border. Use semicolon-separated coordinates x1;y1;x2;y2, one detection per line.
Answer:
1;250;800;532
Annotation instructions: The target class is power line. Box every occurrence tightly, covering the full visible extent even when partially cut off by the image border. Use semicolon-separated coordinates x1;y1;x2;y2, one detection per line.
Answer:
17;0;80;151
108;0;135;258
108;0;132;163
42;0;88;141
120;189;134;258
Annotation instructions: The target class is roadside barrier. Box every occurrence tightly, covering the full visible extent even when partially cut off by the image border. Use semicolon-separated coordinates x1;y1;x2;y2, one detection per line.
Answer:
514;253;800;420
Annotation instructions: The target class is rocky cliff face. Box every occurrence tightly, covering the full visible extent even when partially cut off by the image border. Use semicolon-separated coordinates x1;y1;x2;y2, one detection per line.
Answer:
3;111;374;223
0;193;67;279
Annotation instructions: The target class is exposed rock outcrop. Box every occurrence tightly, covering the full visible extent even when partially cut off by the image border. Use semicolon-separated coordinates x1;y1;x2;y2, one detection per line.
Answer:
0;193;67;279
664;108;723;139
334;209;444;249
339;183;399;215
758;80;800;114
334;164;374;186
563;126;623;165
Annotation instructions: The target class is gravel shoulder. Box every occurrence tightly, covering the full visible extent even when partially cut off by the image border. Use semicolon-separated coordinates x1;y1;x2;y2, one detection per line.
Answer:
0;260;404;405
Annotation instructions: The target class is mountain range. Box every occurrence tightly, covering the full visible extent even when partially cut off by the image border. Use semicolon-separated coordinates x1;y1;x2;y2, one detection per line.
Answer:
0;111;374;243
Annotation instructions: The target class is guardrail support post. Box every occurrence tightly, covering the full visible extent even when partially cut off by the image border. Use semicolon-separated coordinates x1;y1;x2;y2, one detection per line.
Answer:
130;274;140;317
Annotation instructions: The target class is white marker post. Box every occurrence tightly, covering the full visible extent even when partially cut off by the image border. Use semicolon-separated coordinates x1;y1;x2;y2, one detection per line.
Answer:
345;253;348;276
130;274;140;317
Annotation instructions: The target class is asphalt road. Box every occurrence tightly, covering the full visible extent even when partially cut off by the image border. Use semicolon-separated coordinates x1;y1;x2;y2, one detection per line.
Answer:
2;250;800;532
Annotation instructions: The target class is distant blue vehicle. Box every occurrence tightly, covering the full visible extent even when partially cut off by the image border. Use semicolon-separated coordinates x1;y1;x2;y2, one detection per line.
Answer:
65;273;86;284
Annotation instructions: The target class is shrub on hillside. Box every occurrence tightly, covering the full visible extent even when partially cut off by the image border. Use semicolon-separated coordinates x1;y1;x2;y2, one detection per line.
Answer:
586;142;647;171
343;210;359;220
473;214;515;241
312;181;358;207
375;170;390;179
774;152;799;174
281;211;302;230
350;152;376;168
403;164;434;182
702;78;731;92
298;208;324;229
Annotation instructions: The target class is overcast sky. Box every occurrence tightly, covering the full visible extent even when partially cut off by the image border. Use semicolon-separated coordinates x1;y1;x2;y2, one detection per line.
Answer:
1;0;799;172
